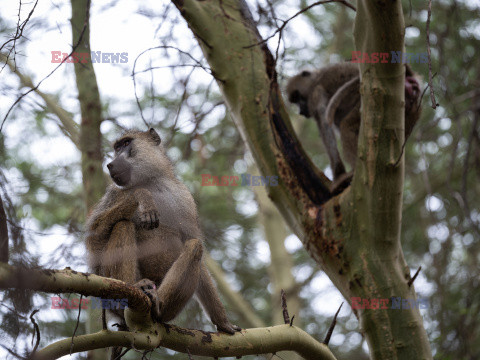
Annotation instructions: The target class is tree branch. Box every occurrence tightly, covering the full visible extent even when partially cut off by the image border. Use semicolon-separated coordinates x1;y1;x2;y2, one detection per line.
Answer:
0;263;151;314
0;53;80;147
0;264;337;360
33;325;337;360
0;193;8;263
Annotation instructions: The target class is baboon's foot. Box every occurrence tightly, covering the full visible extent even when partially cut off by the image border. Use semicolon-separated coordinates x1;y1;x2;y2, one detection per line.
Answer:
134;278;161;320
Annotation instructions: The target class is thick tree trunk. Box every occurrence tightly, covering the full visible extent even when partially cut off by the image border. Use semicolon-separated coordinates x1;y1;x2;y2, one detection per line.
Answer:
171;0;432;358
350;1;432;358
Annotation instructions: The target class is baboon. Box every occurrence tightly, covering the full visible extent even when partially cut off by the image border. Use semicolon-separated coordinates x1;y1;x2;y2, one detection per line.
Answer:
286;63;359;182
325;64;421;169
85;129;240;346
286;63;422;187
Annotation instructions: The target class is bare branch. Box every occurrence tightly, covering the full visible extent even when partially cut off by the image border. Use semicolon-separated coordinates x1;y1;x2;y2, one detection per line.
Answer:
0;264;337;360
426;0;438;109
131;45;222;128
407;266;422;287
245;0;356;49
33;324;337;360
280;289;290;324
0;0;39;68
0;0;90;131
0;53;80;146
0;193;8;263
70;295;83;355
323;302;343;345
29;309;41;355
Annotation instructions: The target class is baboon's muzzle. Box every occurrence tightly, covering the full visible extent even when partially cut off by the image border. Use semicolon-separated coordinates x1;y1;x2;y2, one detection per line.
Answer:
107;157;132;186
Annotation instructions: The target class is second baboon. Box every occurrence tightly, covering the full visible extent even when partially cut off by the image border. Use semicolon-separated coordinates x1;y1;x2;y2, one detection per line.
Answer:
286;63;359;183
325;64;421;169
85;129;240;356
286;63;422;187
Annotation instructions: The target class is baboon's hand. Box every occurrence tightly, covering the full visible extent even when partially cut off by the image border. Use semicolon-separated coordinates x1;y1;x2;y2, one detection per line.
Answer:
134;189;160;230
138;207;160;230
134;278;161;320
216;321;242;334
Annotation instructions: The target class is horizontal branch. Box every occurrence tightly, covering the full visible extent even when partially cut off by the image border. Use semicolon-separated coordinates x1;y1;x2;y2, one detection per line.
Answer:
0;263;151;314
0;264;337;360
33;324;337;360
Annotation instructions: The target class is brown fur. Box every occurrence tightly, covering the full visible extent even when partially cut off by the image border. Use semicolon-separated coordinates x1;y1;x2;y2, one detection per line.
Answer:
323;64;421;170
286;63;422;189
85;129;239;357
286;63;359;181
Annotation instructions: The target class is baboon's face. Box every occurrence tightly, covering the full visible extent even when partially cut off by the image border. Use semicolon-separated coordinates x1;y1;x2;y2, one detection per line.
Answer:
286;70;312;118
108;137;133;187
107;128;163;188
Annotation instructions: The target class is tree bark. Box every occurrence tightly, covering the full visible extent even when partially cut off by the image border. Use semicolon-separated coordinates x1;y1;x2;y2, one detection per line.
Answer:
70;2;107;359
350;0;432;358
0;263;337;360
70;0;105;214
171;0;433;358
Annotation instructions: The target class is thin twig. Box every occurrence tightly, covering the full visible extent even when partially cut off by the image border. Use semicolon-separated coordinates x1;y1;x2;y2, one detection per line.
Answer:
0;0;39;70
426;0;438;109
289;314;295;327
280;289;290;324
0;0;90;131
29;309;41;354
408;266;422;287
102;307;107;330
323;302;343;345
244;0;356;49
70;295;83;355
131;45;220;128
113;348;130;360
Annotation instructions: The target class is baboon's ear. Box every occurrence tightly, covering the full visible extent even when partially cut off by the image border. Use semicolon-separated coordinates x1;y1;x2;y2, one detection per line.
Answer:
149;128;161;145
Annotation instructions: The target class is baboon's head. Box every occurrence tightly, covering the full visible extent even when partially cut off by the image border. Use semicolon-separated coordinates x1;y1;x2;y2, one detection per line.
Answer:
107;128;174;188
286;70;314;118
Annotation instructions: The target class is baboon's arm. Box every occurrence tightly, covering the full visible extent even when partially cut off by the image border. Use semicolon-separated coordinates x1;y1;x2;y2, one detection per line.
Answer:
86;188;158;250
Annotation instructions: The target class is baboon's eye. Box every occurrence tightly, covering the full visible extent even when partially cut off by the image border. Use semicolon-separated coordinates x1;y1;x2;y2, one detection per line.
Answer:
114;138;132;152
